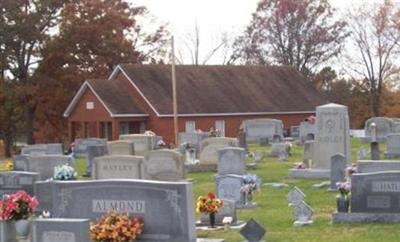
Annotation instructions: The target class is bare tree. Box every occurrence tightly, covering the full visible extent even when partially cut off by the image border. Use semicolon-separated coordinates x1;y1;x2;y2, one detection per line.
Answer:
346;0;400;116
176;22;232;65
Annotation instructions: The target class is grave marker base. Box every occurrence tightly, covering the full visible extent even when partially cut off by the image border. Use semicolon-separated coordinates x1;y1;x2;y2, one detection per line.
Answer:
288;168;330;179
294;220;313;226
332;212;400;223
186;163;217;172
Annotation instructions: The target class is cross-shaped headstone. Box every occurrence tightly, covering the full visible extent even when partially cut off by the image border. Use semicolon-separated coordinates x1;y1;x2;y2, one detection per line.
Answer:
292;201;314;226
287;186;305;206
240;218;266;242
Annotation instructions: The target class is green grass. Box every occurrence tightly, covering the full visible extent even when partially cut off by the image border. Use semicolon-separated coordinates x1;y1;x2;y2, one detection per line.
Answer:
74;140;400;242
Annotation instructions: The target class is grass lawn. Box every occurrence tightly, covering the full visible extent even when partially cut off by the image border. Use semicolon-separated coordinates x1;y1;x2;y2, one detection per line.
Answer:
75;139;400;242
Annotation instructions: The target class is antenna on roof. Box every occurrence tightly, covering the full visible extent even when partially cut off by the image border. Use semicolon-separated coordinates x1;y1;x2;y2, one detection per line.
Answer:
171;36;179;146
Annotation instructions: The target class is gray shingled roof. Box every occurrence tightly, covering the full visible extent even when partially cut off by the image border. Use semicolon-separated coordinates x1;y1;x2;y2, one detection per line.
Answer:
117;64;326;114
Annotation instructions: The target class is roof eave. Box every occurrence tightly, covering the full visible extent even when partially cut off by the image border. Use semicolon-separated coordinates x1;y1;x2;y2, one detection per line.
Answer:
157;111;316;118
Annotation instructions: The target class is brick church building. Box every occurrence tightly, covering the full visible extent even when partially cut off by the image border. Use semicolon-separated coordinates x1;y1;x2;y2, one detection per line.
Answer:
63;64;325;144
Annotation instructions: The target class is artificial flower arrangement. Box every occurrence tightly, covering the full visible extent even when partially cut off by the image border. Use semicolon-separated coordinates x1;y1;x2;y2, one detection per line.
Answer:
196;192;223;214
345;163;357;179
0;160;14;171
336;181;351;197
53;164;77;180
90;211;143;242
0;191;38;220
293;162;307;169
240;175;259;195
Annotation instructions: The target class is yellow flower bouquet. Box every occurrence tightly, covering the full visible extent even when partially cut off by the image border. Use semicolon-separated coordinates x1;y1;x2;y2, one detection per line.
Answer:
0;161;13;171
90;211;143;242
196;192;223;214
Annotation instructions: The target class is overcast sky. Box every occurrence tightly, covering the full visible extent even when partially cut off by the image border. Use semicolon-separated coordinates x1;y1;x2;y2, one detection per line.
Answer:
131;0;391;65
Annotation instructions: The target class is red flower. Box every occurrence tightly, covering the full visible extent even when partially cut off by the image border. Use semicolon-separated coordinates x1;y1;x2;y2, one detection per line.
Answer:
208;192;216;199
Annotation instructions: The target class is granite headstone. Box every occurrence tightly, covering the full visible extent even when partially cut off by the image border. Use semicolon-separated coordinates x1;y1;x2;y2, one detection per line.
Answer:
217;147;246;176
199;137;238;165
51;180;196;242
92;155;144;179
0;171;39;196
30;218;90;242
351;171;400;213
216;174;244;207
74;138;107;156
313;103;350;169
108;140;134;156
330;154;346;190
119;134;155;156
143;150;185;181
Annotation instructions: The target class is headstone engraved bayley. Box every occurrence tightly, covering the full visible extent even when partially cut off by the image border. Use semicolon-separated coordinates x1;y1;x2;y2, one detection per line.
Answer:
293;201;314;226
92;155;144;179
288;186;305;206
30;218;90;242
0;171;39;196
51;179;196;242
313;103;350;169
350;171;400;213
330;153;346;191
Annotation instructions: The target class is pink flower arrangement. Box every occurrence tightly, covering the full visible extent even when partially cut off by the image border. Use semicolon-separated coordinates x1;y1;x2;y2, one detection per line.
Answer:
345;164;357;178
336;181;351;197
0;191;38;220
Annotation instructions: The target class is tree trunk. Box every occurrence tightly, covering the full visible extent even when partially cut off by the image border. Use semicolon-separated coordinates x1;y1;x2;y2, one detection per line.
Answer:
371;92;380;117
3;135;13;158
24;106;35;144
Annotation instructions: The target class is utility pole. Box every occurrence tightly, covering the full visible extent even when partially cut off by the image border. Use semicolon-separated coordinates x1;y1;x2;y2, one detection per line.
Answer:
171;36;179;146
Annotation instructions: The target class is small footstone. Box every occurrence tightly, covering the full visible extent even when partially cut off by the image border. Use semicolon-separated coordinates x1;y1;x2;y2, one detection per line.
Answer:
240;218;266;242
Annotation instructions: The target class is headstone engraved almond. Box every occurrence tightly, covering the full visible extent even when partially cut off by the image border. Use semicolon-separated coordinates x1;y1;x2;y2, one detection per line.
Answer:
51;180;196;242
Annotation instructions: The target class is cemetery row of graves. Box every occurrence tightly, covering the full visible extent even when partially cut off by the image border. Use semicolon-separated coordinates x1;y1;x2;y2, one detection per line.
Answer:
2;103;400;241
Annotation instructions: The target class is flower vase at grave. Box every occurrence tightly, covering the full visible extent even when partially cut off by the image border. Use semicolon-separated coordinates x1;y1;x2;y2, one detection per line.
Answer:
0;220;16;242
244;192;253;205
209;212;216;228
15;219;30;239
336;195;349;213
